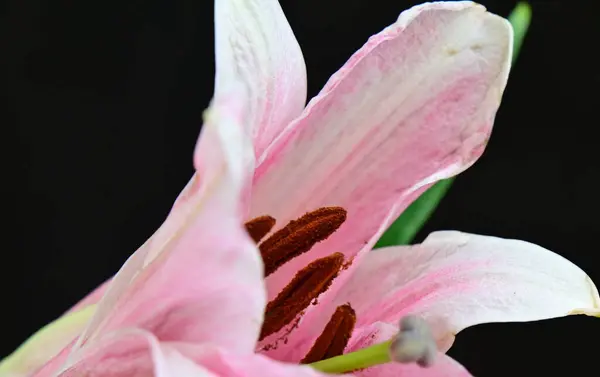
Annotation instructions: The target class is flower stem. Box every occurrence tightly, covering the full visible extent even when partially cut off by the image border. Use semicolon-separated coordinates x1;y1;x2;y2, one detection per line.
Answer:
308;341;392;374
508;2;532;63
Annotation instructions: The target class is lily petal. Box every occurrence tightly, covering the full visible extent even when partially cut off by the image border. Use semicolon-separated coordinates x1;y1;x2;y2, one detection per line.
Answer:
177;345;334;377
44;331;330;377
215;0;307;159
251;1;513;300
70;88;265;357
50;330;213;377
357;356;472;377
331;231;600;352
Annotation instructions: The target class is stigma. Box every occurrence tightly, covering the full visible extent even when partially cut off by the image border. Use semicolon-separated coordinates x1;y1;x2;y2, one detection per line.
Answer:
388;315;437;367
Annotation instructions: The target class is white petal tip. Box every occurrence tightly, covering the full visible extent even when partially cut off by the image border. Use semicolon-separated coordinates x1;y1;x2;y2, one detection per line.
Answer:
568;309;600;318
568;276;600;317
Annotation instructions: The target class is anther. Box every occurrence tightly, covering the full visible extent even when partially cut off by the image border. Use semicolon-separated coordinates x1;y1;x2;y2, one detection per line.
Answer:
301;304;356;364
260;207;347;276
259;252;345;341
388;315;437;367
245;215;276;243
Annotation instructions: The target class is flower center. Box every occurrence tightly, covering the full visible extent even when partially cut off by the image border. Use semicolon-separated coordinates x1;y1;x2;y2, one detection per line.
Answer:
245;207;437;373
246;207;354;361
259;252;345;341
245;210;438;373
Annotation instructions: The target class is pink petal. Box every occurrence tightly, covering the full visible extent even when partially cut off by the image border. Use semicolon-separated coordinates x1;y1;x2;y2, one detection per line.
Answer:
177;345;335;377
29;340;77;377
46;330;212;377
356;356;472;377
324;231;600;353
70;89;265;356
38;331;331;377
214;0;307;160
251;1;513;301
349;322;473;377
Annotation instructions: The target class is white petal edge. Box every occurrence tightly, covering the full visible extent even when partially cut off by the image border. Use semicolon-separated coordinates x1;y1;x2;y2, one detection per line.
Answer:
215;0;307;159
336;231;600;351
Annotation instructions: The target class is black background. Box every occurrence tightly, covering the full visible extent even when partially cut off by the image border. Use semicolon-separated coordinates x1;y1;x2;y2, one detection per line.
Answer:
3;0;599;376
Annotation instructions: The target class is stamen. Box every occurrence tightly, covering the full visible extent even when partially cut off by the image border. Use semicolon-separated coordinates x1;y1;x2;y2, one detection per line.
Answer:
244;215;276;243
260;207;347;276
388;315;437;367
259;252;345;341
301;304;356;364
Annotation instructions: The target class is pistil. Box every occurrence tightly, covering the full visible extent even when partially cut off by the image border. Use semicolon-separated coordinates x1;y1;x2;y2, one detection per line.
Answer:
308;315;438;374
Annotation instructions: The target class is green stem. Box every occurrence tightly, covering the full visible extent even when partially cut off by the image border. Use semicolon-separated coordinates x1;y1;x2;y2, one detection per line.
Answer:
508;2;532;61
308;341;392;374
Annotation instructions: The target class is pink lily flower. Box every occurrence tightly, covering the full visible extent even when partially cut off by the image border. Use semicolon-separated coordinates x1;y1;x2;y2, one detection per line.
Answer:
6;1;599;376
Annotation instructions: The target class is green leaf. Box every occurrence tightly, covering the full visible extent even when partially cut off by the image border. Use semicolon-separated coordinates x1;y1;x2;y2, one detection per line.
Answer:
375;2;532;248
